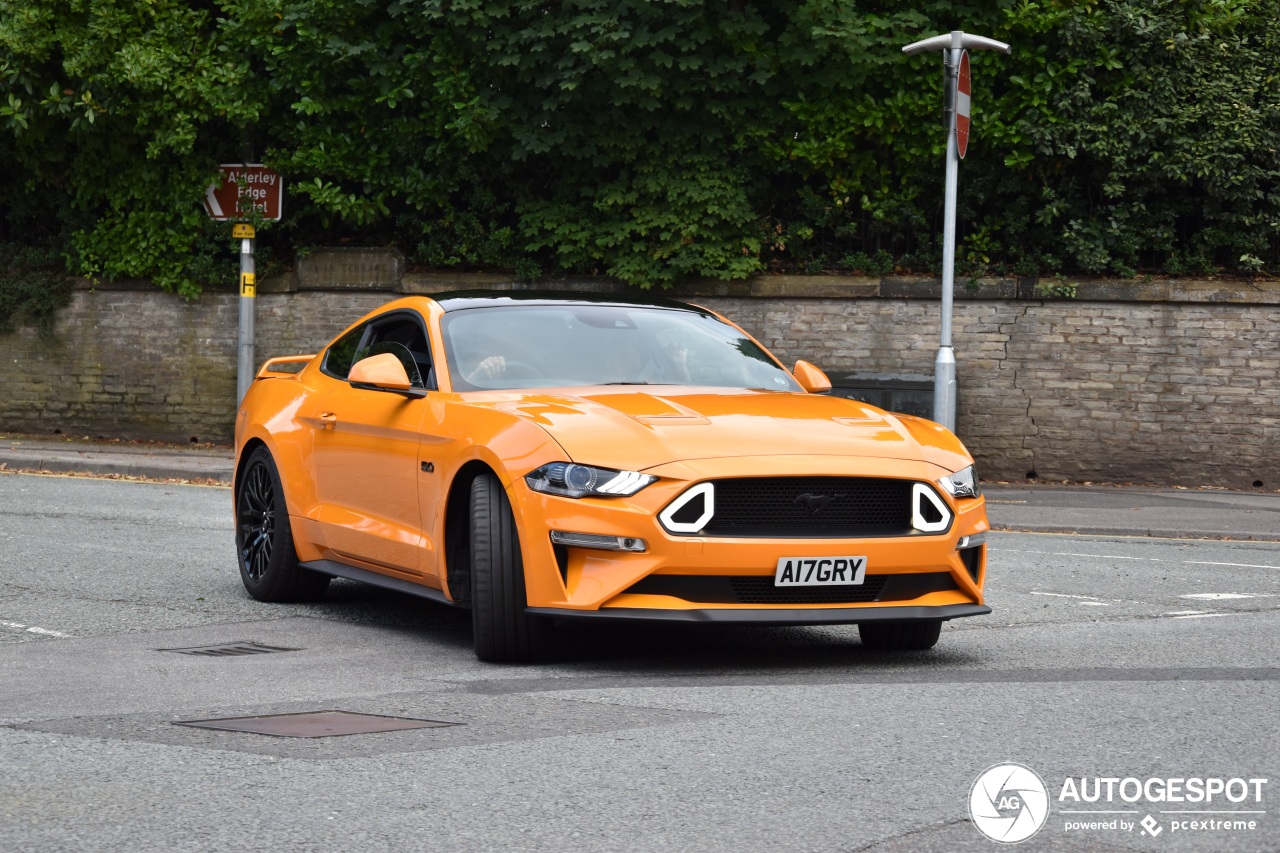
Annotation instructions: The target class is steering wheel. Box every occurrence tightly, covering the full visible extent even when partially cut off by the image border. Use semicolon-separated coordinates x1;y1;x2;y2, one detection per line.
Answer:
497;360;545;380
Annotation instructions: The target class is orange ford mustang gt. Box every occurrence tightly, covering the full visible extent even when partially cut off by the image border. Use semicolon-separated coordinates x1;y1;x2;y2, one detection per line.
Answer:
234;292;990;661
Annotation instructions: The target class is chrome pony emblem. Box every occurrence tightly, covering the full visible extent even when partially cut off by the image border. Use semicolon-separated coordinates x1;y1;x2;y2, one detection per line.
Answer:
794;493;844;515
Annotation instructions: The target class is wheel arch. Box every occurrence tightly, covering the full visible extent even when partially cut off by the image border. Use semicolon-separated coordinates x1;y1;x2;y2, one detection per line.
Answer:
233;437;269;499
442;458;499;604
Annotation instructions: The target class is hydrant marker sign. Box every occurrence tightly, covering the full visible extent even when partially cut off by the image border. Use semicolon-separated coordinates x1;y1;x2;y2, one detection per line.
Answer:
956;50;971;160
204;164;284;221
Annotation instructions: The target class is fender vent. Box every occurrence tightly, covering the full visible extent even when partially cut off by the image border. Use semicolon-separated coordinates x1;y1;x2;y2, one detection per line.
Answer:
159;642;300;657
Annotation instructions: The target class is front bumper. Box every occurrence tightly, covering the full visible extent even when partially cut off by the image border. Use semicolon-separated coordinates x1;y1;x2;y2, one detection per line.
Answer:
529;603;991;625
509;454;990;619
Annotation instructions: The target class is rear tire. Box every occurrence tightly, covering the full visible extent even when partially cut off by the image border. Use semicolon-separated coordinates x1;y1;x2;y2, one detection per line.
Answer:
235;446;330;603
469;472;550;662
858;619;942;651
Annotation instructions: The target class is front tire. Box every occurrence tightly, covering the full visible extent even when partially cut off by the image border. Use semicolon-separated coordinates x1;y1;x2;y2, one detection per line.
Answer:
469;472;550;662
235;446;330;603
858;619;942;651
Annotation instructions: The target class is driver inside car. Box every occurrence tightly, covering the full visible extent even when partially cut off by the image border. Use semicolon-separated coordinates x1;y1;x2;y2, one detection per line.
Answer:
466;340;679;385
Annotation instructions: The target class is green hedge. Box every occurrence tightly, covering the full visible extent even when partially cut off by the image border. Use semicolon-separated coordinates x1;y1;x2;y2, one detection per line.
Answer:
1;0;1277;294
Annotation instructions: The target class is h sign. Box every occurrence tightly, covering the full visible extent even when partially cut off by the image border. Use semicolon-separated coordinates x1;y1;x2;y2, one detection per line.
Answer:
204;165;284;221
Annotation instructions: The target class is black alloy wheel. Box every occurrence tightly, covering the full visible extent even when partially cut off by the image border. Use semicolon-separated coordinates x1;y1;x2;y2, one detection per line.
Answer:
235;446;329;602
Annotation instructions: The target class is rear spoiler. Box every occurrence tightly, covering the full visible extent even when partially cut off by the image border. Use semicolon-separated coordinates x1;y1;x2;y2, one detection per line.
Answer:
256;354;315;380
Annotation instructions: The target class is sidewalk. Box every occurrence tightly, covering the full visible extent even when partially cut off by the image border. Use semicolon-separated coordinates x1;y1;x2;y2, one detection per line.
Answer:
0;436;234;484
2;435;1278;540
981;483;1280;541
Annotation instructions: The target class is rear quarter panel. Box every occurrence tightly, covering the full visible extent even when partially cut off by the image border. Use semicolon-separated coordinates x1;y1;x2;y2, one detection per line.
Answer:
235;360;329;525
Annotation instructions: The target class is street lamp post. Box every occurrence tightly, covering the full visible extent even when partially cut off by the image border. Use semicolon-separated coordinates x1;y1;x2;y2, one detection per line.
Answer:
902;30;1010;433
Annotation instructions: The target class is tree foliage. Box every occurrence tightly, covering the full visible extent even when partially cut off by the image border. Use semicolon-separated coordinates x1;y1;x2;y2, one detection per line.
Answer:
1;0;1278;294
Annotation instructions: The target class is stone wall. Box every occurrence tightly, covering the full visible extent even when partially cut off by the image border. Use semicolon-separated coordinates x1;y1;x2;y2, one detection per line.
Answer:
2;254;1276;488
712;297;1279;488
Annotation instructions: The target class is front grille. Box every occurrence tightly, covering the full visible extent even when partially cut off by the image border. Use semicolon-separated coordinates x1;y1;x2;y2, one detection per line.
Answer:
626;573;957;606
701;477;914;537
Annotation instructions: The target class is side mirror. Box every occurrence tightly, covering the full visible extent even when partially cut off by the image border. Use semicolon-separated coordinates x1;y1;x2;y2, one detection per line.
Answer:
793;360;832;393
349;353;413;391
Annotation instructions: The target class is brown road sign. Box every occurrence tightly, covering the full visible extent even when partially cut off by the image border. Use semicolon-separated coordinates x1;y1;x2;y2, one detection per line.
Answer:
204;164;284;221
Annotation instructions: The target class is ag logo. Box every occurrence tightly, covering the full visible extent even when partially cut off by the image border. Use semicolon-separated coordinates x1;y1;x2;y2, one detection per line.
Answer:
969;763;1050;843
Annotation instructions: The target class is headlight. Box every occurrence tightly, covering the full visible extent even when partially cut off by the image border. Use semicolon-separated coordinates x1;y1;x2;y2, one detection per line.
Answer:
938;464;981;498
525;462;656;499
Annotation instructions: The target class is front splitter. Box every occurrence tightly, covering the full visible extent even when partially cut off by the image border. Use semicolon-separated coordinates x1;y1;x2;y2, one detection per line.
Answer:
526;603;990;626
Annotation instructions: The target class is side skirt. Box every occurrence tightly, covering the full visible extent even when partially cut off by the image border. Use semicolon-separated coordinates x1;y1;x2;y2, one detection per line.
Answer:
299;559;465;608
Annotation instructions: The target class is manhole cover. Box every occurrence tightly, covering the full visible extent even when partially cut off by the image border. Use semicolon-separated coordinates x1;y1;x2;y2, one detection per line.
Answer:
175;711;459;738
159;642;300;657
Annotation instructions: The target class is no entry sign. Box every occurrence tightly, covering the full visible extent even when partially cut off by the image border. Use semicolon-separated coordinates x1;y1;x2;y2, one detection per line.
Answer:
956;50;971;159
204;164;284;221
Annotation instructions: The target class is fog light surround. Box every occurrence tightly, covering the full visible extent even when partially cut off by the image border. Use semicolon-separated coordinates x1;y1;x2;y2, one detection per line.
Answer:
956;531;988;550
658;482;715;534
549;530;647;552
911;484;953;533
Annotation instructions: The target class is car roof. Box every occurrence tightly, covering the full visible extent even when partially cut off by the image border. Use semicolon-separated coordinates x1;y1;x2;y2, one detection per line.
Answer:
427;289;708;314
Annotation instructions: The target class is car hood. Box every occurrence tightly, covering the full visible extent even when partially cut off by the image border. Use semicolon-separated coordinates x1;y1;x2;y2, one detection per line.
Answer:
478;387;972;473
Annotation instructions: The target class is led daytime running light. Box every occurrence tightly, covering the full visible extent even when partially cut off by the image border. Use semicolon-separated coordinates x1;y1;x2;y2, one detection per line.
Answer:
525;462;656;499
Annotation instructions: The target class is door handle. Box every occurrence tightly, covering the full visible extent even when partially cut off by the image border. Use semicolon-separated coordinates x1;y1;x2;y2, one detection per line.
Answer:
318;412;337;429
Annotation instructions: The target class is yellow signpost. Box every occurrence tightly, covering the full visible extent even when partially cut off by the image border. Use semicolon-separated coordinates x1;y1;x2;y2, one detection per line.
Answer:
204;166;283;403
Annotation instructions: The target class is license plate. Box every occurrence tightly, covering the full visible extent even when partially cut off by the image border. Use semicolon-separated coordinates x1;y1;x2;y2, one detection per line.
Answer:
774;556;867;587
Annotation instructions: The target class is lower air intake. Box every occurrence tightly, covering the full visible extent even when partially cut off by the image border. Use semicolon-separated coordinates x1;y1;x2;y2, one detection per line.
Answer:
625;573;958;605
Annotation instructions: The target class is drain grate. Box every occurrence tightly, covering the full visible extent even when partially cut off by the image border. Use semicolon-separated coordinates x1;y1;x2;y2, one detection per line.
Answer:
159;642;300;657
175;711;459;738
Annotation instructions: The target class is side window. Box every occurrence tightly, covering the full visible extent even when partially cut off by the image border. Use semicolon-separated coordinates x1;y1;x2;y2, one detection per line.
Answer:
353;314;435;390
322;323;367;380
359;341;424;388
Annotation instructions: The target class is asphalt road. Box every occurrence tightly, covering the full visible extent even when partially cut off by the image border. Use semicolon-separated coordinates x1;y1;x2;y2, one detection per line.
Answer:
1;472;1278;852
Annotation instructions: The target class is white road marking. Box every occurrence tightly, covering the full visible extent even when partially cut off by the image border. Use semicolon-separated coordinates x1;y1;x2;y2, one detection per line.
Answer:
999;548;1156;561
1164;610;1206;616
1160;810;1268;815
1172;613;1235;620
0;620;69;638
1078;602;1111;607
1180;593;1255;600
997;548;1280;571
1052;552;1152;560
1030;591;1101;600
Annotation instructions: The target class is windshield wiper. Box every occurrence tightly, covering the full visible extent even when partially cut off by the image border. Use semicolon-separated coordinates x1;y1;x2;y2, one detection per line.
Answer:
600;381;677;386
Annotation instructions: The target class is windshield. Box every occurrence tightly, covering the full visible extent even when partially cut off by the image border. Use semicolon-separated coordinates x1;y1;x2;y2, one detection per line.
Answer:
441;304;802;393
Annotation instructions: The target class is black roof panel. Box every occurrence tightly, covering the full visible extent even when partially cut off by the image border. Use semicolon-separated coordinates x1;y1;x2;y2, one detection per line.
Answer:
428;289;707;314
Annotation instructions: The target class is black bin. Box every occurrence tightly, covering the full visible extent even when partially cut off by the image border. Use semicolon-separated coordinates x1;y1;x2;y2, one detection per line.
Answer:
827;372;937;419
